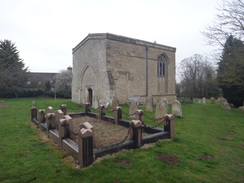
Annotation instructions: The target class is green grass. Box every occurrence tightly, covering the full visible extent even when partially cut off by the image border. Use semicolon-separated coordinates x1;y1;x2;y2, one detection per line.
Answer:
0;98;243;183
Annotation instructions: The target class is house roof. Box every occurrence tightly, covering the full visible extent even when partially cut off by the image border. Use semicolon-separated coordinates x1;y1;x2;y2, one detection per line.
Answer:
73;33;176;53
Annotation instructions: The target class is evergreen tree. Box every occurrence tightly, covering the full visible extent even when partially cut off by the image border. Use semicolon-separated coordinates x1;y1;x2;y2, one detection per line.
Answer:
0;39;28;97
217;35;244;106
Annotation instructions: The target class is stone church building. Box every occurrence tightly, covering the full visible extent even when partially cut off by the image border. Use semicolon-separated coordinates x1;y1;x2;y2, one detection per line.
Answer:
72;33;176;106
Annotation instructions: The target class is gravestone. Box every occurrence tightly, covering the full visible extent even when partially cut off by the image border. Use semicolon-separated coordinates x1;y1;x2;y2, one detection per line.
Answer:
129;100;138;117
238;106;244;112
210;97;215;104
128;96;140;106
222;101;231;111
155;98;168;120
93;95;99;109
202;97;206;104
145;94;153;112
111;97;119;111
172;100;182;117
219;97;227;105
198;99;202;104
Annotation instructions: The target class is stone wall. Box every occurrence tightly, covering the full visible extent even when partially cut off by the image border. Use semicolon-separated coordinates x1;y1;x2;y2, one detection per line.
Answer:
106;35;176;104
72;34;110;104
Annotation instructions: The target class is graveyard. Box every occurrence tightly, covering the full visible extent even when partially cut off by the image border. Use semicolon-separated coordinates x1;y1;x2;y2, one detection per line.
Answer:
0;97;243;183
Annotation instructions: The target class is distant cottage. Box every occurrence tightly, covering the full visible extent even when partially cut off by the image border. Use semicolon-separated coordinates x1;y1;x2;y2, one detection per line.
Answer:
72;33;176;106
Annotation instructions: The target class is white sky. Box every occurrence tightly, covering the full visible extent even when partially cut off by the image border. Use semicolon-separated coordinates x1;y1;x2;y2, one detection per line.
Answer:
0;0;221;73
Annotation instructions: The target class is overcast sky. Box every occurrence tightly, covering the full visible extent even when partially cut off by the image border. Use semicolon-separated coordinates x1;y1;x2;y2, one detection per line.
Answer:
0;0;221;73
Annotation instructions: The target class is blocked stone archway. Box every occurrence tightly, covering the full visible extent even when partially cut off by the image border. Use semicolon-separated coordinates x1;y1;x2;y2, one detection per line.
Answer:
81;65;97;105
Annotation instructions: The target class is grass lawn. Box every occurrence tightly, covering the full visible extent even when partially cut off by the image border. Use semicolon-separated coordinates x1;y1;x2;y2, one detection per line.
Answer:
0;97;243;183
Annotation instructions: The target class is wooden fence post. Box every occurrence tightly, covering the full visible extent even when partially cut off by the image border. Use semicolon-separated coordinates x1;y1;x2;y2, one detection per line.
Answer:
30;107;37;122
46;113;55;133
163;114;174;139
98;105;105;120
114;107;122;125
78;128;94;168
60;104;67;115
38;109;46;128
38;109;46;123
131;120;143;148
85;103;91;113
79;122;96;148
59;118;69;147
134;110;144;123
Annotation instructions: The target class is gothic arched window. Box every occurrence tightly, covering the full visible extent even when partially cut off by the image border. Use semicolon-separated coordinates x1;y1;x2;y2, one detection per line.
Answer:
158;54;167;76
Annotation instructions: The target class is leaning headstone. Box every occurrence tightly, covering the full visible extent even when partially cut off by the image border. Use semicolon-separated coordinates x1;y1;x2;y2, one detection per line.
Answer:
128;96;140;106
210;97;215;104
202;97;206;104
222;101;231;111
172;100;182;117
129;100;138;117
111;97;119;111
145;94;153;112
93;95;99;109
238;106;244;112
155;98;168;120
219;97;227;105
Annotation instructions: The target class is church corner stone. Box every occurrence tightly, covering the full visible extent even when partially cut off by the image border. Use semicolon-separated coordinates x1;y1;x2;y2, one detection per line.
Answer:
72;33;176;106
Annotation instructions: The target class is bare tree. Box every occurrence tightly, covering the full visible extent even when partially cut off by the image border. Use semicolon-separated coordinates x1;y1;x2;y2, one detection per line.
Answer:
202;0;244;47
179;54;218;98
54;69;72;98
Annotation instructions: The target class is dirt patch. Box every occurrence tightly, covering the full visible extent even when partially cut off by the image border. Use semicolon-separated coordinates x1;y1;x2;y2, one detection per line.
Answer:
113;180;121;183
157;153;181;165
115;158;132;167
221;136;235;140
237;145;244;149
225;131;237;134
196;154;214;161
72;116;149;149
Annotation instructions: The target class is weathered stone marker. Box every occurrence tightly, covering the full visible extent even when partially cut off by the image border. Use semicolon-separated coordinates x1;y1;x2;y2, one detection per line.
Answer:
129;100;138;117
145;94;153;112
172;100;182;117
155;98;168;120
111;97;119;111
210;97;215;104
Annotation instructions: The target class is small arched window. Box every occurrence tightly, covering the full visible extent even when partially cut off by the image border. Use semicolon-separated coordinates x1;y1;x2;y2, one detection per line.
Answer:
158;54;167;76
